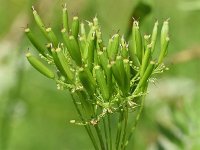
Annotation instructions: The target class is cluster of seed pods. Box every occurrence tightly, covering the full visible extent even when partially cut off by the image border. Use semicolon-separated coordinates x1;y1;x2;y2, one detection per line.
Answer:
25;6;169;120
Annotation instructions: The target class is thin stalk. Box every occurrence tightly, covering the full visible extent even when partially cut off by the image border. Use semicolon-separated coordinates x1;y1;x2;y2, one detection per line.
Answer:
108;113;112;150
94;124;106;150
121;106;128;149
71;94;99;150
123;95;145;149
115;110;124;150
103;117;109;150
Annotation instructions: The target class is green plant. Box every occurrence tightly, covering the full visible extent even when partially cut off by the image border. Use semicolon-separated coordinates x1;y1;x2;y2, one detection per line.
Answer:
25;5;169;150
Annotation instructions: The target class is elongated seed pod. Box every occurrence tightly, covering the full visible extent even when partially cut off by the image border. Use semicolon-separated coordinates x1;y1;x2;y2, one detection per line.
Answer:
63;6;69;32
151;21;158;52
121;36;129;59
26;53;55;79
94;65;110;101
161;20;169;49
111;60;125;94
108;34;119;60
78;67;96;97
61;28;70;47
32;7;49;39
71;16;79;39
68;36;82;66
46;28;58;47
123;59;130;95
140;44;152;76
144;35;151;51
132;21;143;63
136;61;155;92
25;28;46;56
56;48;74;81
80;23;86;40
87;22;95;41
98;50;109;75
79;36;87;61
87;34;95;71
158;37;169;64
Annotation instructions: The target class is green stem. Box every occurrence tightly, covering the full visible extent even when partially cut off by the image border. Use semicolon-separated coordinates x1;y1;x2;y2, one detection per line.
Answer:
121;106;128;150
108;113;112;150
123;95;145;149
71;93;99;150
94;124;106;150
103;117;109;150
115;110;124;150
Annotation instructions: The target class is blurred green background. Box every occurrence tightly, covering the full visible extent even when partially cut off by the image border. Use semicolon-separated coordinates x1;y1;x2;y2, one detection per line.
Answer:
0;0;200;149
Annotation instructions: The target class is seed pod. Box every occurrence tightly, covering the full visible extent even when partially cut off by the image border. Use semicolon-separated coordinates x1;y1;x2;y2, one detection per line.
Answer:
151;21;158;52
25;28;46;56
158;37;169;64
78;67;96;97
98;50;109;75
32;7;49;39
121;36;129;59
94;65;110;101
46;28;58;47
68;36;82;66
107;34;119;60
161;20;169;49
26;53;55;79
71;16;79;39
123;59;130;95
87;34;96;71
79;36;87;61
87;23;96;41
144;35;151;51
132;21;143;63
111;59;125;94
80;23;86;40
137;61;155;91
63;6;69;32
140;44;152;77
61;28;70;48
56;48;74;81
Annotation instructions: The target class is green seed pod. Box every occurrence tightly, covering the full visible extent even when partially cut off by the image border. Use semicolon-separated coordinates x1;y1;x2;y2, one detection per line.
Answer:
107;34;120;60
98;49;109;75
140;44;152;77
87;23;96;41
61;28;70;48
32;7;49;39
71;16;79;39
79;36;87;61
63;6;69;32
94;65;110;101
87;34;95;71
137;61;155;91
26;53;55;79
68;36;82;66
78;67;96;97
151;21;158;52
123;59;130;95
144;35;151;51
121;36;129;59
56;48;74;81
158;37;169;64
46;28;58;47
132;21;143;63
25;28;46;56
80;23;86;40
161;20;169;49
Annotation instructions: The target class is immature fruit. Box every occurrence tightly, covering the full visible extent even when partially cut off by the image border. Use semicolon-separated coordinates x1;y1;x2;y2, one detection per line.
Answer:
26;53;55;79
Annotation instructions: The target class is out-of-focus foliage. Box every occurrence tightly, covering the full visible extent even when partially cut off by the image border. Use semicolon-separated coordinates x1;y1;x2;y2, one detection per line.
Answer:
0;0;200;150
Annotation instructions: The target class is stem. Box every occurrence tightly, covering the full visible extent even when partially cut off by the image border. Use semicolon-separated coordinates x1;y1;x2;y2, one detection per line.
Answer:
115;110;124;150
121;106;128;150
94;124;106;150
71;93;99;150
123;96;145;149
108;113;112;150
103;117;109;150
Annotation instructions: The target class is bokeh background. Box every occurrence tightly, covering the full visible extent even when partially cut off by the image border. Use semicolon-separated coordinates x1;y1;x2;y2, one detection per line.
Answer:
0;0;200;149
